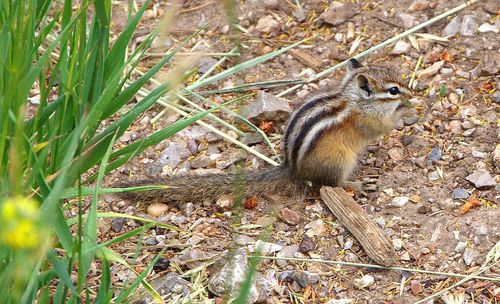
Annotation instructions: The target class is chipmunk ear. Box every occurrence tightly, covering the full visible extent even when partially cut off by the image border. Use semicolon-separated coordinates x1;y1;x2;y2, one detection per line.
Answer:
347;58;362;72
356;74;372;96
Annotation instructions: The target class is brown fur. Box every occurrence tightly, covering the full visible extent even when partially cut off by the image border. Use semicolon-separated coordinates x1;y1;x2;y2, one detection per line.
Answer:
117;165;300;204
298;112;364;185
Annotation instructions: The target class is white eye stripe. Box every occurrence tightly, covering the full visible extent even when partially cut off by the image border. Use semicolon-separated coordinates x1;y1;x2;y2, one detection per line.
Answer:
399;87;411;95
373;92;400;99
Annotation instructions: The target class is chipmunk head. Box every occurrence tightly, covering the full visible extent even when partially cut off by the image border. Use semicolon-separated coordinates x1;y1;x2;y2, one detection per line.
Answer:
343;58;413;118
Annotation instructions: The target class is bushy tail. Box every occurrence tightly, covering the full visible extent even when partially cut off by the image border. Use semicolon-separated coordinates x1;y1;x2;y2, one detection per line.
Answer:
116;165;298;204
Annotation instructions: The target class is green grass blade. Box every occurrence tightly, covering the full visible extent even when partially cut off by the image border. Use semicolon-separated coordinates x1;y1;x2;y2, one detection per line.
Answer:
78;132;117;292
109;95;246;159
186;36;314;91
66;212;180;232
95;256;111;304
104;0;151;80
62;185;168;198
114;250;164;304
46;251;77;295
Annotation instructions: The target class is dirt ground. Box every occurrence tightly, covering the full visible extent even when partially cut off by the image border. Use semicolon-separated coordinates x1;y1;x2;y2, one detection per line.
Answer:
100;0;499;303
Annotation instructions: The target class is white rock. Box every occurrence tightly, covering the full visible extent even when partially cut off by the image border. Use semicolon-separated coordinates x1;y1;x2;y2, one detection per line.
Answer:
252;240;282;255
442;16;461;36
460;15;478;36
401;251;411;261
472;150;488;159
478;22;499;33
398;13;417;28
256;15;280;34
392;238;404;251
216;195;234;208
354;275;374;289
463;247;478;266
428;171;440;181
493;144;500;167
334;33;344;42
391;196;409;207
391;40;411;55
346;22;355;42
418;61;445;78
305;219;327;237
455;241;467;253
383;188;394;196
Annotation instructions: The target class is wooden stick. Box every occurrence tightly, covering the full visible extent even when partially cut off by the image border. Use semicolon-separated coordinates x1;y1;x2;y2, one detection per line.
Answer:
320;186;397;267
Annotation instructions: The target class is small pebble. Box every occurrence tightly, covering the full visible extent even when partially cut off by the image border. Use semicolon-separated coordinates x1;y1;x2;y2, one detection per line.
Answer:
428;171;440;181
305;219;327;237
299;235;316;253
401;251;411;261
253;240;282;255
392;238;404;251
354;275;374;289
388;147;404;162
477;225;488;235
463;128;475;137
111;217;125;233
453;188;469;200
466;170;496;189
472;150;488;159
278;208;300;225
391;196;409;207
404;116;419;126
447;120;462;133
216;195;234;208
478;22;499;33
147;203;169;217
428;146;442;162
410;280;424;295
460;15;478;36
463;247;478;266
455;242;467;253
400;135;413;146
292;270;320;287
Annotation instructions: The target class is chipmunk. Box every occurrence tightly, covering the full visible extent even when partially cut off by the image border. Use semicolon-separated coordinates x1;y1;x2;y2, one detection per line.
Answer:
119;59;414;203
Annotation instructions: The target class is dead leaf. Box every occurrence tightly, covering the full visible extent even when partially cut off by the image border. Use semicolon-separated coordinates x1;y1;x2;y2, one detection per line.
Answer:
244;197;258;209
259;120;274;134
459;196;481;215
303;285;316;302
441;52;452;62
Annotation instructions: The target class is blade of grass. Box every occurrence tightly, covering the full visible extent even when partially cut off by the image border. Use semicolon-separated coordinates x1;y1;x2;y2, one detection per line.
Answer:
78;132;118;292
112;248;165;304
190;79;304;95
185;35;315;92
66;212;181;232
95;256;112;304
46;251;77;295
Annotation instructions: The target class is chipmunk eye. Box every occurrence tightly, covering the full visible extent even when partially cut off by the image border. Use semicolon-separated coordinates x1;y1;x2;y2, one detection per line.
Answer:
388;86;400;95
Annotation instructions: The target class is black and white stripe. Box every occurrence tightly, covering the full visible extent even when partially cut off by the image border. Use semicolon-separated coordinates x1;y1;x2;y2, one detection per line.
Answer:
283;91;350;170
